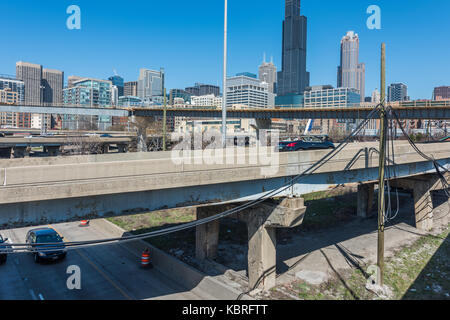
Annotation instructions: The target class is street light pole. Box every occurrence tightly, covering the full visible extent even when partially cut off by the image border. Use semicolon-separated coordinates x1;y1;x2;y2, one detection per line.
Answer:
222;0;228;148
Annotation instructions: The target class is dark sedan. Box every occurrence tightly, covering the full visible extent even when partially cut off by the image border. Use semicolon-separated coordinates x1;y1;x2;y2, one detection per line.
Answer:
26;228;67;263
0;235;9;264
279;136;335;152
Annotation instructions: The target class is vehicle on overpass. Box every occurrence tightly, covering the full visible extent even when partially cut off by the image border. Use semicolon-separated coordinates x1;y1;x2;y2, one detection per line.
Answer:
26;228;67;263
279;135;335;152
0;234;9;264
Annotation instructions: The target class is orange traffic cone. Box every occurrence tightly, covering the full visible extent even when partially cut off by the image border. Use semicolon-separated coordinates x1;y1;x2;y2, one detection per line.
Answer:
79;220;90;227
141;248;153;269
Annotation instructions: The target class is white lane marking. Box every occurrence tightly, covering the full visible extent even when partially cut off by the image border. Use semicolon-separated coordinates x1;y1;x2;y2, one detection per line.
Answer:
38;293;44;300
29;289;37;300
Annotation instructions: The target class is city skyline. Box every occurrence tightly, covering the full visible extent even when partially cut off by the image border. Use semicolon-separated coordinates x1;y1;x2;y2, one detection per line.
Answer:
0;0;449;100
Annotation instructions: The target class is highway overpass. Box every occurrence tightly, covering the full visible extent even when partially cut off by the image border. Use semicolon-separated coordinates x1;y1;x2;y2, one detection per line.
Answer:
0;141;448;227
0;136;133;158
1;140;448;291
1;101;449;120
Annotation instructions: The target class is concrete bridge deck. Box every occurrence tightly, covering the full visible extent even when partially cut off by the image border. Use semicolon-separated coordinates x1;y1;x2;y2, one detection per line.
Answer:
0;141;448;227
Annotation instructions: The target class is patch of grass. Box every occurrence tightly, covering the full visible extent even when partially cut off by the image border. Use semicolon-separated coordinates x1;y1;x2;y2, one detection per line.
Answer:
270;225;450;300
301;193;357;231
107;207;197;252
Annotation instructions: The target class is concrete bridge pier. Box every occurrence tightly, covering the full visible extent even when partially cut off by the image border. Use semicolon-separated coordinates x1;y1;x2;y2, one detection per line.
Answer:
357;183;375;218
390;174;442;231
195;198;306;291
254;119;272;140
0;147;12;159
12;146;29;158
44;146;60;157
195;205;221;261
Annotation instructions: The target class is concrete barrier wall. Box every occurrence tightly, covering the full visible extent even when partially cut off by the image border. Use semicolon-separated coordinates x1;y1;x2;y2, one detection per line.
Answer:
95;219;253;300
0;142;449;205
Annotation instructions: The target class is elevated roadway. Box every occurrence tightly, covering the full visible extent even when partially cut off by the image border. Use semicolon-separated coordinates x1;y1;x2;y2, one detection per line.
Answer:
1;101;449;120
0;141;448;226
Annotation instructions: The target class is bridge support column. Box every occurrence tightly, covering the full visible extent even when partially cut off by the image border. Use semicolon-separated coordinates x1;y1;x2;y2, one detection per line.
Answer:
246;212;277;290
45;146;60;157
237;197;306;291
357;183;375;218
0;147;12;159
195;205;221;261
255;119;271;140
12;147;27;158
413;182;434;231
390;174;441;231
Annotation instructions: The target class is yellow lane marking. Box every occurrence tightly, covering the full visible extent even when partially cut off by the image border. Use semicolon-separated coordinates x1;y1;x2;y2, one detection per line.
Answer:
49;225;132;300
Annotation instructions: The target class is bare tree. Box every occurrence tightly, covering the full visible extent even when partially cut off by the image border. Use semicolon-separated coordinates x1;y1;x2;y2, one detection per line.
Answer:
130;116;165;152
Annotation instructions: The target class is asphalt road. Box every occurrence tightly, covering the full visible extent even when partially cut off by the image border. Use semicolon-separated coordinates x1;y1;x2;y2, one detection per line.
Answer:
0;221;207;300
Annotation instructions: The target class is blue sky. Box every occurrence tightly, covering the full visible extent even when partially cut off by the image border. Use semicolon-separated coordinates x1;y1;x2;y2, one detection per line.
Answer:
0;0;449;100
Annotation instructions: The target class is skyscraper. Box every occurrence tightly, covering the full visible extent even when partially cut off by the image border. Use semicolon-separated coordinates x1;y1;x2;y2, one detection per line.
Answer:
388;83;409;102
337;31;365;102
138;68;165;101
185;83;220;97
433;86;450;100
226;75;275;108
108;75;124;97
277;0;309;96
42;69;64;105
258;55;277;94
16;61;43;104
124;81;138;97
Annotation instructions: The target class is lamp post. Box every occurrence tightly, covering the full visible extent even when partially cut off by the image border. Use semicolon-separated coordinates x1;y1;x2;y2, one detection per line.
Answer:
222;0;228;148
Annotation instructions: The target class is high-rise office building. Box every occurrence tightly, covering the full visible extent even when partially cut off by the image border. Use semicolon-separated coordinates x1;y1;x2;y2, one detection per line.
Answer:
42;69;64;105
388;83;409;102
169;89;191;105
337;31;365;102
372;89;381;104
277;0;309;96
0;76;25;103
226;75;275;108
258;55;277;94
0;76;28;128
16;62;43;104
138;68;165;101
191;94;223;107
433;86;450;100
63;78;113;130
124;81;138;97
185;83;220;97
108;75;124;97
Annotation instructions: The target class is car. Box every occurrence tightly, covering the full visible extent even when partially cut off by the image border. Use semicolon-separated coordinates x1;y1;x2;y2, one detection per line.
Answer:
0;235;9;264
26;228;67;263
277;140;295;151
100;134;113;138
280;135;335;152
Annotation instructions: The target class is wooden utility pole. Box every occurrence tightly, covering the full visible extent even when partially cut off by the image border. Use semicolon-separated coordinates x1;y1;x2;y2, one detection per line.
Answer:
163;88;167;151
377;43;387;286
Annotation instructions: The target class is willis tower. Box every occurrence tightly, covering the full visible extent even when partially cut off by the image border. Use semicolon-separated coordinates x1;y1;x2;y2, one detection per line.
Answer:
277;0;310;96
